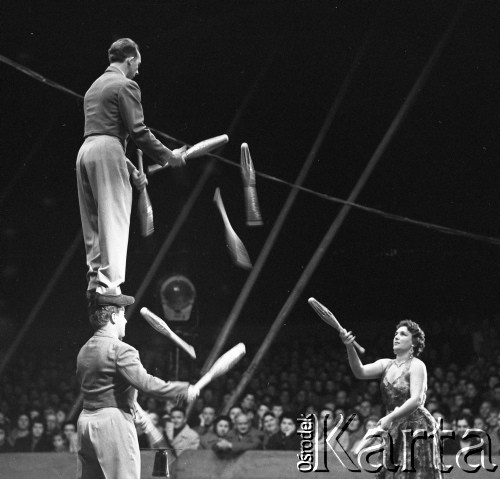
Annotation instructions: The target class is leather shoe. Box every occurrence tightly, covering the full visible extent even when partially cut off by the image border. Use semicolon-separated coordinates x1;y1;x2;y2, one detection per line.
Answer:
96;293;135;307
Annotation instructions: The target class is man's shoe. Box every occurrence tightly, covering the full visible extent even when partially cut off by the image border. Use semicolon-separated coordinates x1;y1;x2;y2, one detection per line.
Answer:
95;293;135;307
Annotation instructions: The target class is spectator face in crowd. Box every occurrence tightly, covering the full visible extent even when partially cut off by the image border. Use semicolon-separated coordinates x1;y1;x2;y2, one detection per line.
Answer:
148;412;160;428
302;379;312;392
325;380;335;394
52;432;66;452
364;416;379;432
200;406;216;428
313;380;323;394
229;406;243;425
347;414;361;433
320;408;335;433
465;382;478;400
202;388;215;406
32;420;45;440
0;412;10;431
304;405;318;416
488;376;499;390
226;377;236;392
241;393;256;413
473;417;486;430
457;379;467;394
335;390;348;408
234;413;251;436
256;404;270;419
0;426;6;446
440;381;451;398
367;381;379;398
263;412;278;435
16;413;30;434
280;414;297;437
45;413;58;433
145;397;157;412
272;404;284;420
453;394;464;410
456;417;472;440
49;393;60;408
214;417;231;438
358;400;372;420
493;386;500;404
433;367;444;381
479;401;492;420
63;422;76;439
486;410;499;430
55;409;66;427
29;409;41;422
170;408;187;432
426;399;439;414
445;371;456;386
279;389;291;407
335;408;345;423
295;389;307;407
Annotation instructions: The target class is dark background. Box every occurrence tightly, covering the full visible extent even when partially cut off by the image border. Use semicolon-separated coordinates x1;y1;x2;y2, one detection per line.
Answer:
0;0;499;360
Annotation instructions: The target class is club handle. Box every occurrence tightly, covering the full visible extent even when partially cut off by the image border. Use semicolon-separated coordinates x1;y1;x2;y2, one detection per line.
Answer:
137;150;144;174
352;341;365;355
126;158;138;175
194;372;214;391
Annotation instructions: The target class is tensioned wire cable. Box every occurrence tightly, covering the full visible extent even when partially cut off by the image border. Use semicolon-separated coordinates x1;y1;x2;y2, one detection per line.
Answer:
1;53;498;247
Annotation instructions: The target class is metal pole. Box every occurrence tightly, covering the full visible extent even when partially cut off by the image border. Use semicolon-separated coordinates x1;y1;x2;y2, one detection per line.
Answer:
125;31;282;322
0;229;83;378
200;16;376;375
223;2;465;413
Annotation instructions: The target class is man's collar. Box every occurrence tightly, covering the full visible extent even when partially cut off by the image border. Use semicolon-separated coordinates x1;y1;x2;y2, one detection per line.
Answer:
106;64;127;78
94;329;119;340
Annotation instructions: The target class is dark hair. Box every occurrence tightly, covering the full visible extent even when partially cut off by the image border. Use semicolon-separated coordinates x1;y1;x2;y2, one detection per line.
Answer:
279;412;296;424
214;415;231;429
108;38;139;63
32;418;44;427
89;305;122;331
396;319;425;357
456;414;473;427
170;406;186;417
262;411;276;420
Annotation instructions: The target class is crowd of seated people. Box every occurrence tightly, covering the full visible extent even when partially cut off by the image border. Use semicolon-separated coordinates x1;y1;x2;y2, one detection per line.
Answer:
1;313;500;457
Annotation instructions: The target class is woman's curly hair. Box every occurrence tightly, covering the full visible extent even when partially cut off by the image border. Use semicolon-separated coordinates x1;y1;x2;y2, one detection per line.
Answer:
396;319;425;357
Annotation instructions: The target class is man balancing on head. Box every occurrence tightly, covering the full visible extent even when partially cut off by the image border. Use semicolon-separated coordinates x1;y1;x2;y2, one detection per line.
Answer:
76;298;200;479
76;37;187;309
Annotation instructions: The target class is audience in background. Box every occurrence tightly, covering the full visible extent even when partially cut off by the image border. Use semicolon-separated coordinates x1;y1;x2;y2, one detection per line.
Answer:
165;406;200;457
199;415;231;451
0;425;12;452
194;405;216;436
217;412;262;454
266;412;300;450
1;314;500;455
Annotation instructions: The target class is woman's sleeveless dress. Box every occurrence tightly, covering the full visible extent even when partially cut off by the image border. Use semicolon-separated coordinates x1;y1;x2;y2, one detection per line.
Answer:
377;359;442;478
